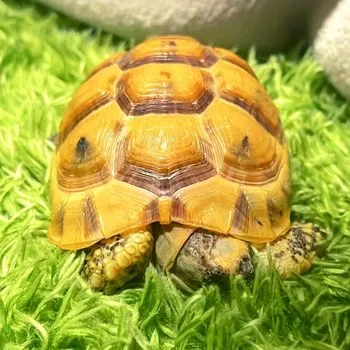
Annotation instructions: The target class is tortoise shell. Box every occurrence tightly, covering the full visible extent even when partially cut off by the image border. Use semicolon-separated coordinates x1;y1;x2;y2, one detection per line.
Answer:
49;35;291;250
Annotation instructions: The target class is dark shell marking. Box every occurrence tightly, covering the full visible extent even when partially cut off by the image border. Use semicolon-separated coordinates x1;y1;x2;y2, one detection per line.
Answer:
115;161;216;196
115;136;216;196
145;200;160;222
267;199;283;222
83;195;101;240
220;94;283;143
171;198;186;220
76;137;90;162
56;205;65;239
231;191;250;232
235;136;250;158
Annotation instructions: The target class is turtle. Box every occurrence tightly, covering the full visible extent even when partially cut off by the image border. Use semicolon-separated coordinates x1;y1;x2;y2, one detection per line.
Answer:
48;35;324;293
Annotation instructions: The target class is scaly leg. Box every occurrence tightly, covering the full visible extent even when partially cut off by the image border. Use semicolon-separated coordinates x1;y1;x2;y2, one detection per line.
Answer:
84;228;153;294
258;223;324;277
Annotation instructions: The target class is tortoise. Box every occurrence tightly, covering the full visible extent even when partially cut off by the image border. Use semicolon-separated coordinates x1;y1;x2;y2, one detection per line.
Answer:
49;35;324;293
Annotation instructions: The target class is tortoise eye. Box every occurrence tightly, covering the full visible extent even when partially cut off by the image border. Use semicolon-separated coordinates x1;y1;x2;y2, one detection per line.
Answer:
76;137;90;161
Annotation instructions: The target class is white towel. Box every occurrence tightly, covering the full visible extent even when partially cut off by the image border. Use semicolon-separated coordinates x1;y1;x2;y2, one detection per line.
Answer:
35;0;315;51
35;0;349;99
312;0;350;99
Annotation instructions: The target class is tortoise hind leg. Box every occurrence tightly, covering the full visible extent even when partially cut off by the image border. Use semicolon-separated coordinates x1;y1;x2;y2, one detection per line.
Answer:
84;228;153;294
258;223;325;277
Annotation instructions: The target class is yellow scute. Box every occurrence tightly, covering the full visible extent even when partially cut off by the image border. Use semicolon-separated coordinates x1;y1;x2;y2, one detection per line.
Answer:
125;115;204;173
49;179;157;250
93;180;157;237
174;176;241;233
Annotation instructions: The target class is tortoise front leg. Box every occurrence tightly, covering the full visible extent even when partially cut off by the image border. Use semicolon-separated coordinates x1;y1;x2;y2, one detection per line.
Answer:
84;228;153;294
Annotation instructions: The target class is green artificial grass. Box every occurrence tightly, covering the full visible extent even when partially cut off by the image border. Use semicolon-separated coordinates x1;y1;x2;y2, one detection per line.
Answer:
0;1;350;349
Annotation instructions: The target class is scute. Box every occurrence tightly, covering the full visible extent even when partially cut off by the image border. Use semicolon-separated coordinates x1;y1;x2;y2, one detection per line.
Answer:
59;65;123;143
210;60;283;142
56;102;123;191
114;114;216;197
212;47;256;78
122;115;205;173
116;63;214;115
201;98;284;185
49;179;157;250
49;35;291;250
